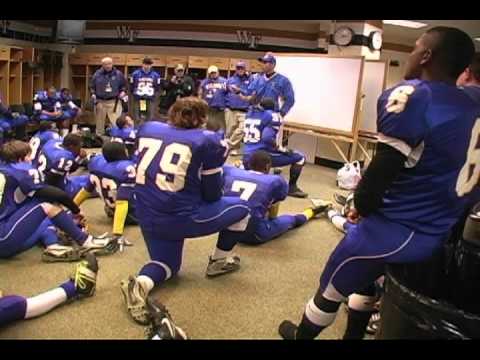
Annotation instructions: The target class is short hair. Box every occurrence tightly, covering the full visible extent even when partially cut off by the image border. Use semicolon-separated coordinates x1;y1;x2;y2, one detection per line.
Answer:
427;27;475;79
168;97;208;129
101;57;113;64
468;53;480;82
48;86;56;93
63;133;82;148
102;141;128;162
116;114;129;129
259;97;275;111
38;120;55;132
249;150;272;172
0;140;31;163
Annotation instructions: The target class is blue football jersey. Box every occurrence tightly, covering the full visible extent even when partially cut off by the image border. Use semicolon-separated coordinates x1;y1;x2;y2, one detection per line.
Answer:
87;155;136;209
29;130;61;164
0;162;44;221
223;165;288;220
38;139;80;178
135;121;228;216
110;126;137;146
460;85;480;105
376;80;480;235
33;91;62;113
243;107;282;154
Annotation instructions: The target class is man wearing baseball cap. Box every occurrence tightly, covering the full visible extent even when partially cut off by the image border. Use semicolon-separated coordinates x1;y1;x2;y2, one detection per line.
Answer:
225;61;253;155
199;65;227;131
242;52;295;118
129;56;162;124
162;64;195;114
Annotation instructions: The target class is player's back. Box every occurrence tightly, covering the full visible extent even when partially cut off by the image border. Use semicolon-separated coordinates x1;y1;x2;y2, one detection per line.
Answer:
39;139;77;176
223;165;287;220
111;126;136;146
135;121;226;216
88;155;136;208
244;108;279;153
30;130;61;164
378;80;480;235
0;162;42;221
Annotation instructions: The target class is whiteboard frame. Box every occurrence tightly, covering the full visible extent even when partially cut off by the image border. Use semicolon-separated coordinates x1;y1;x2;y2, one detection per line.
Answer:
274;53;366;138
358;59;389;137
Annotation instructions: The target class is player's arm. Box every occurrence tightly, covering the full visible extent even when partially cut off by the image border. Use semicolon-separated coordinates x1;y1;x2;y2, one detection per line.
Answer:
354;82;429;218
128;72;136;94
201;135;228;202
279;78;295;117
268;178;288;219
44;171;65;188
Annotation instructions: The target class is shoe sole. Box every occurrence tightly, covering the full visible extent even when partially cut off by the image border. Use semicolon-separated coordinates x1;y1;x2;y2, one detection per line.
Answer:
42;251;82;263
120;277;150;325
288;193;308;198
206;264;241;278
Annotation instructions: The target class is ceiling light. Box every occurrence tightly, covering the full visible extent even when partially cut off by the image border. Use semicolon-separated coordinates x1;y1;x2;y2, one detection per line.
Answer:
383;20;428;29
474;37;480;42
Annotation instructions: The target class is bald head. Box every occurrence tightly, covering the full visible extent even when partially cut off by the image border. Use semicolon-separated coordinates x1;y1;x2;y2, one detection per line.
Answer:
404;27;475;83
102;57;113;72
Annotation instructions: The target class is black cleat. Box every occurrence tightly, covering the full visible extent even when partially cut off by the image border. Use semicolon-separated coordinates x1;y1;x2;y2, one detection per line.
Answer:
279;320;298;340
146;297;188;340
310;199;334;217
288;185;308;198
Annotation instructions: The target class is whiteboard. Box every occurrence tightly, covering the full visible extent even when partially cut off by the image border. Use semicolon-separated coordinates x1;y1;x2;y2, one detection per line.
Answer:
358;61;387;135
275;55;364;134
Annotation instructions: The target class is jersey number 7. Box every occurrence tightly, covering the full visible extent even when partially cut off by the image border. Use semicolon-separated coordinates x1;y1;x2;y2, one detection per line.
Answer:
136;138;192;192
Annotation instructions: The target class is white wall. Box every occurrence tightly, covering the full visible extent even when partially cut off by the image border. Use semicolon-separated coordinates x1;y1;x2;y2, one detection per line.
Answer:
380;49;409;88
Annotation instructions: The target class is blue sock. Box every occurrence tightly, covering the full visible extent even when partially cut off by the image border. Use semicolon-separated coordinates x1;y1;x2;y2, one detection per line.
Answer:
59;280;77;299
41;225;59;247
0;295;28;326
295;214;308;227
50;211;88;244
217;230;242;251
139;262;168;285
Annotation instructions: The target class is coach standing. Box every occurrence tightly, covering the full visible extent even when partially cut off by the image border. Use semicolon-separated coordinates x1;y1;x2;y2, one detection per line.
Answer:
243;52;295;118
225;61;252;155
129;56;162;124
89;57;128;136
199;65;227;131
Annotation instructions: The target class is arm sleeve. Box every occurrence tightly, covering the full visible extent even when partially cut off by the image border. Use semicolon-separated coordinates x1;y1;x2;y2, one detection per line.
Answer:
272;177;289;203
128;73;135;93
89;72;97;94
34;185;81;214
45;171;65;188
280;78;295;116
353;143;407;217
112;200;129;235
118;72;127;92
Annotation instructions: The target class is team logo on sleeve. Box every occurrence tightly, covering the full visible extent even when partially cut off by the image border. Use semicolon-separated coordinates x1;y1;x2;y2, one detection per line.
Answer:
386;85;415;114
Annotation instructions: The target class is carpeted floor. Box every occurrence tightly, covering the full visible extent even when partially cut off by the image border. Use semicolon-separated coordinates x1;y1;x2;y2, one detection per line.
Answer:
0;161;352;339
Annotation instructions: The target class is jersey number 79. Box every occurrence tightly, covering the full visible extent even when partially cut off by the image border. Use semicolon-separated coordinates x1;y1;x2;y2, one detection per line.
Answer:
136;138;192;192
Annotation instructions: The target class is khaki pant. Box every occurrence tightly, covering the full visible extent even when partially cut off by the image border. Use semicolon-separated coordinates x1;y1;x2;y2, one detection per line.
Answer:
207;108;226;132
95;99;122;135
225;108;246;150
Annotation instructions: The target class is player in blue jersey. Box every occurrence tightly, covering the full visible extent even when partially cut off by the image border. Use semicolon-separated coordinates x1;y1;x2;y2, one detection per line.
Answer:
224;151;332;245
74;142;137;241
129;57;162;124
279;27;480;340
0;94;30;143
110;114;137;158
29;121;61;165
37;134;90;199
0;253;98;327
243;97;307;198
120;97;250;337
33;87;75;138
0;141;119;261
457;53;480;104
58;88;81;134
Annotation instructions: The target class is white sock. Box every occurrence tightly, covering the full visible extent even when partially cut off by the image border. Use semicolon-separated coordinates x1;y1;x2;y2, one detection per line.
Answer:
348;294;377;312
60;128;69;137
81;235;94;247
211;247;232;260
25;288;67;319
328;210;347;232
136;275;154;294
71;124;79;133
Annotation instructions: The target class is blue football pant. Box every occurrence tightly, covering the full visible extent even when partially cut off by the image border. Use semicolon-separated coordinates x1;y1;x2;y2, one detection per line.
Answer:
319;213;445;302
0;201;58;258
239;214;307;245
243;150;305;169
137;197;250;282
